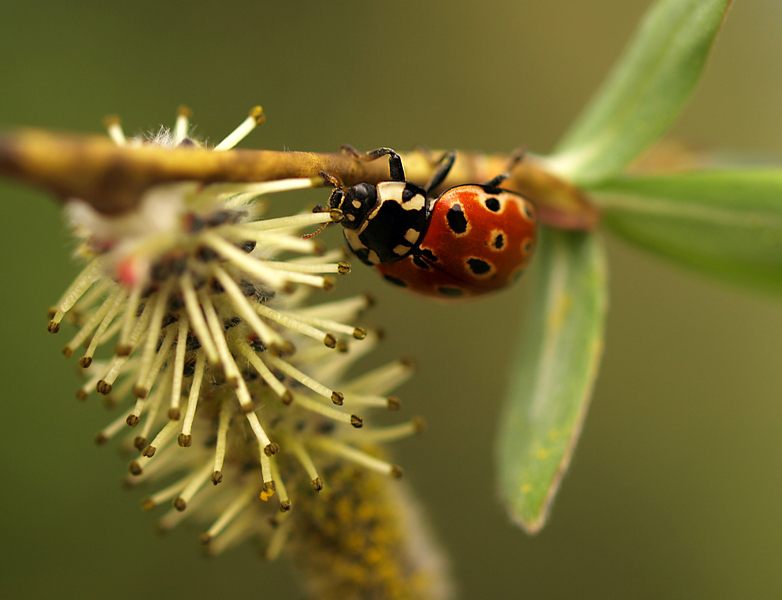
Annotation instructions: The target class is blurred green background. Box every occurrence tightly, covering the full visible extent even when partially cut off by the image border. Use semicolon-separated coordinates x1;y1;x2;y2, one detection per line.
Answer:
2;1;782;598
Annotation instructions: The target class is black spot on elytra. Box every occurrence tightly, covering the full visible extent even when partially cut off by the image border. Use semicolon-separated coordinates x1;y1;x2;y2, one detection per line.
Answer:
438;287;464;297
383;274;408;287
446;204;468;234
484;197;501;212
523;204;535;220
523;238;534;253
467;258;491;275
493;233;505;249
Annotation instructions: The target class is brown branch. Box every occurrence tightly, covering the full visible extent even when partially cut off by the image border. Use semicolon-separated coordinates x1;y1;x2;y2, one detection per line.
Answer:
0;128;599;229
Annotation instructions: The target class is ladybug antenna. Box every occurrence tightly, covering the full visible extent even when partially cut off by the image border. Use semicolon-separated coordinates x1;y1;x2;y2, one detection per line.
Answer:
303;172;346;240
302;207;332;240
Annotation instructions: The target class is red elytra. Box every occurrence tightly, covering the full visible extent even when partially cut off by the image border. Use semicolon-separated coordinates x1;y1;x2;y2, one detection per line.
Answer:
375;185;536;298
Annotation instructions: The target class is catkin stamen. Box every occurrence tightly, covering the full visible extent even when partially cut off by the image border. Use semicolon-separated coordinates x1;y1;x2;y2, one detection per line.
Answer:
201;231;289;289
48;258;104;332
236;210;339;233
288;436;323;491
265;354;341;404
292;293;372;322
94;408;136;445
211;401;232;484
254;302;337;348
226;229;321;255
254;260;349;275
63;288;120;357
178;351;206;446
245;411;276;456
160;483;218;532
212;265;286;352
310;437;402;478
304;330;381;384
199;290;241;387
179;271;220;366
116;277;145;355
133;280;174;397
168;316;189;420
134;370;172;446
143;406;186;457
235;338;292;403
340;358;416;395
173;105;191;145
291;392;362;428
69;278;111;322
340;393;398;409
200;484;257;544
103;115;127;146
285;248;345;265
345;417;426;443
81;288;127;367
265;518;293;561
260;453;275;490
142;475;189;511
173;461;215;511
137;325;177;399
77;362;114;400
127;435;180;479
214;105;264;151
268;458;290;512
280;311;365;339
203;510;260;556
96;353;134;395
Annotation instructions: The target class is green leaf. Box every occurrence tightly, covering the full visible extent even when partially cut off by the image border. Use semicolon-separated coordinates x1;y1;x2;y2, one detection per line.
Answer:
497;228;607;534
595;169;782;295
547;0;731;184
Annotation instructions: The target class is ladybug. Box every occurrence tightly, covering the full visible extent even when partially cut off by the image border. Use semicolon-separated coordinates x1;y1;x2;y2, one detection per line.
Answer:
323;147;537;299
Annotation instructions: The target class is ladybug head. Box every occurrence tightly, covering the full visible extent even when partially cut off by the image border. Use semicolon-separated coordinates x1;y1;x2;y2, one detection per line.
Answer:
323;172;378;231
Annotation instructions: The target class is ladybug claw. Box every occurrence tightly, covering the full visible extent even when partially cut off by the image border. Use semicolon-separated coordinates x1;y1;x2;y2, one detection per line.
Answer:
319;171;343;190
338;144;361;158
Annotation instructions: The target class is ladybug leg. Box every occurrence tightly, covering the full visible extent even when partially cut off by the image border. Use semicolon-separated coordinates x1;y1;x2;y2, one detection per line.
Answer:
339;145;406;182
484;147;527;188
424;150;456;194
